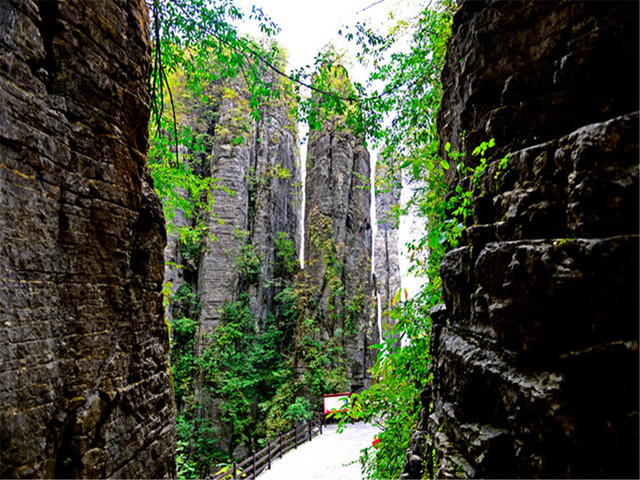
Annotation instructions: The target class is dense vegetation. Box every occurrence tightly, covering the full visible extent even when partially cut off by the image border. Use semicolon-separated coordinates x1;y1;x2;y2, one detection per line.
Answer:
146;0;472;478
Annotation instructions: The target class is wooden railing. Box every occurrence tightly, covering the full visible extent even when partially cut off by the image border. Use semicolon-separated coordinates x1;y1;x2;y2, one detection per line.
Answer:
210;414;324;480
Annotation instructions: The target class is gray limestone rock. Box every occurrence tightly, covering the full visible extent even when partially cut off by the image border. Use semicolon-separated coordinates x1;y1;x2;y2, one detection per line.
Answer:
305;120;378;391
191;74;301;339
161;70;302;459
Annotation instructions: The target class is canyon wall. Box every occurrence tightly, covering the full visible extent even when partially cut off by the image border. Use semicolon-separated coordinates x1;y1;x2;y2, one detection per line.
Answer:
196;77;301;340
161;67;303;464
403;1;639;478
192;74;301;456
305;117;378;391
164;65;380;465
0;0;175;477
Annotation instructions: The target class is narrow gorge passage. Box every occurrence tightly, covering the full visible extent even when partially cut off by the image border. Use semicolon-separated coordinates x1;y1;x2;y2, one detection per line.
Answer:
258;422;380;480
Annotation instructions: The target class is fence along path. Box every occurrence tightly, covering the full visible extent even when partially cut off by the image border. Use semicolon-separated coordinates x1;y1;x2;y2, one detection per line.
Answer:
210;415;324;480
258;421;380;480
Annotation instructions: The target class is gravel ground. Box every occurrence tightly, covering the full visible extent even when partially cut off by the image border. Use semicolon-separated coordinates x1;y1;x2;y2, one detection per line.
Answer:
257;422;380;480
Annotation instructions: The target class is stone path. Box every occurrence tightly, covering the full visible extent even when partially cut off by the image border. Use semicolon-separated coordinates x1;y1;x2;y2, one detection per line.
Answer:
257;422;380;480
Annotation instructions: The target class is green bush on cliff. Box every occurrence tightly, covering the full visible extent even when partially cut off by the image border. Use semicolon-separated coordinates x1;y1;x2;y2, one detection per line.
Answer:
274;231;298;279
231;229;262;284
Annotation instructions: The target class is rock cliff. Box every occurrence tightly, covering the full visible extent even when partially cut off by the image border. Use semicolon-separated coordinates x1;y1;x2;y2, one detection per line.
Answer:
162;62;381;465
0;0;175;477
403;2;639;478
162;69;302;460
196;74;301;455
196;76;301;339
305;115;378;391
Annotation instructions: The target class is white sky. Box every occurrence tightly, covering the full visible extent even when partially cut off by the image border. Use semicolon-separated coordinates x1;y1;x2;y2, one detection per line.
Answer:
231;0;427;297
232;0;425;80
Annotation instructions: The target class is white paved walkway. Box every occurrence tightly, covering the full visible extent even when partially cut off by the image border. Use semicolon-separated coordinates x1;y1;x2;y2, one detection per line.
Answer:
257;422;380;480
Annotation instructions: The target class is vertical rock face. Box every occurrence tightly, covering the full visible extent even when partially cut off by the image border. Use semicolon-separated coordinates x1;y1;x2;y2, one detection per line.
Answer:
374;162;401;335
246;88;301;324
197;78;301;338
196;81;253;339
403;2;639;479
161;72;302;457
0;0;175;478
305;121;378;391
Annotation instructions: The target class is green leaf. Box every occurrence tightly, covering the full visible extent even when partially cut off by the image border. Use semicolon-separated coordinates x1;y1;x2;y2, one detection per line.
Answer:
440;159;450;169
412;157;421;178
444;141;451;152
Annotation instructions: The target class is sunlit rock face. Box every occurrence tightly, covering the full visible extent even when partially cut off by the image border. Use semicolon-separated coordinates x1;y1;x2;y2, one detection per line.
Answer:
304;120;378;392
194;75;301;341
402;1;639;478
0;0;175;477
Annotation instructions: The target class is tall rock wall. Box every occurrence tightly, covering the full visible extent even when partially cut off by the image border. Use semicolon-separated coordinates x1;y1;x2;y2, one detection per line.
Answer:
162;71;302;459
198;76;301;456
0;0;175;478
404;1;639;478
305;119;378;391
197;77;301;338
195;81;253;340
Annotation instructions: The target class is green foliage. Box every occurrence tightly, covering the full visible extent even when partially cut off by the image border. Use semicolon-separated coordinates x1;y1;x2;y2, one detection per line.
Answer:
169;285;219;479
148;0;285;248
171;283;202;320
176;412;224;479
148;123;219;242
231;229;262;284
328;2;458;479
180;233;206;262
176;418;199;479
264;272;350;434
447;139;510;241
172;292;291;476
302;62;362;133
171;315;199;405
151;0;379;476
274;231;298;279
284;397;313;424
345;288;365;336
169;284;201;408
199;294;260;445
329;2;516;477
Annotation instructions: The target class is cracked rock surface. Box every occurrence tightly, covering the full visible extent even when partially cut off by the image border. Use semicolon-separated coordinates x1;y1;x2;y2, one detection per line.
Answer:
0;1;175;477
402;2;639;478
